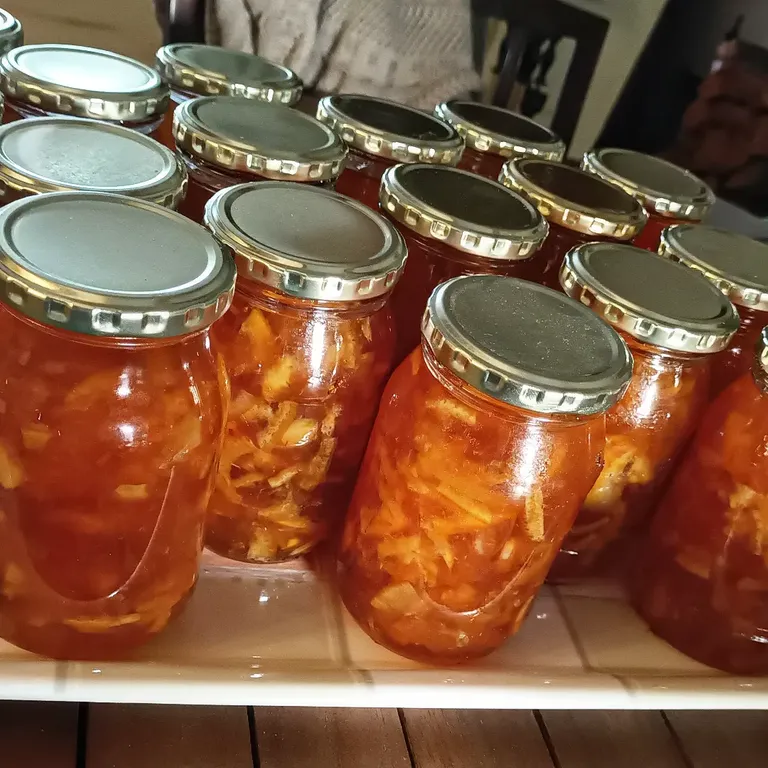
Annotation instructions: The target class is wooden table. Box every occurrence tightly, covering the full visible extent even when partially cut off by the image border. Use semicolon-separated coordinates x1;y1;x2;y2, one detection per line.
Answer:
2;702;765;767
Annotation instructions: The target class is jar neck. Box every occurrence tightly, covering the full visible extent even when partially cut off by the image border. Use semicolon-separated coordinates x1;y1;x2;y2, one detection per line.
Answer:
420;338;602;428
235;276;390;317
346;148;398;179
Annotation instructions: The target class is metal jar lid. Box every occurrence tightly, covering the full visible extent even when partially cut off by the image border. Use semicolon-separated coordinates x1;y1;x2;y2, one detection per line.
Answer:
174;96;346;182
156;44;302;105
500;158;647;238
0;192;235;337
0;45;169;123
0;9;22;58
660;224;768;313
582;148;714;220
316;94;464;165
423;274;632;415
205;182;407;301
381;164;548;260
434;100;565;161
0;117;187;208
561;243;739;354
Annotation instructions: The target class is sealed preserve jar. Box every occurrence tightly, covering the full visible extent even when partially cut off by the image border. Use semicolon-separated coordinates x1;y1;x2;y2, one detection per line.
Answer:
0;117;186;208
660;225;768;399
0;45;169;135
435;100;565;180
175;96;346;223
550;244;738;581
204;182;407;563
0;9;22;58
380;163;548;361
339;275;633;663
316;94;463;209
154;43;302;149
500;158;647;289
583;148;714;252
633;329;768;674
0;192;235;660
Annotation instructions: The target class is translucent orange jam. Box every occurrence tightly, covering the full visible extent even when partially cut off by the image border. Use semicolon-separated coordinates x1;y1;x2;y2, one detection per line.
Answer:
582;149;714;253
435;100;565;181
0;192;235;659
204;182;406;563
632;345;768;675
317;94;464;210
339;275;632;663
500;158;647;290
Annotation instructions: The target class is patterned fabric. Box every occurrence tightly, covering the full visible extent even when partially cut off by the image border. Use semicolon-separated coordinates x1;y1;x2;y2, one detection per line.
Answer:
208;0;480;109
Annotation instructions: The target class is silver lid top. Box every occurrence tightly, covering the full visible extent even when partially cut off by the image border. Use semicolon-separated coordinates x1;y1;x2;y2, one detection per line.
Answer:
317;94;463;165
561;243;739;354
434;100;565;160
0;117;186;208
423;274;633;415
0;9;22;57
0;192;235;337
500;158;647;238
174;96;346;182
205;182;407;301
660;224;768;313
156;44;302;105
381;164;548;260
583;148;714;220
0;44;169;123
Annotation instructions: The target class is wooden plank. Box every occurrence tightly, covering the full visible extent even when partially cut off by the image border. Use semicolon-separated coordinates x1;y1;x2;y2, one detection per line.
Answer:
0;701;79;768
664;711;768;768
540;710;688;768
402;709;555;768
255;708;410;768
86;704;254;768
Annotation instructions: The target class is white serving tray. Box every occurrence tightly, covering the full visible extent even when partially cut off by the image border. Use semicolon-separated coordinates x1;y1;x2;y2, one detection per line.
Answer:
0;552;765;710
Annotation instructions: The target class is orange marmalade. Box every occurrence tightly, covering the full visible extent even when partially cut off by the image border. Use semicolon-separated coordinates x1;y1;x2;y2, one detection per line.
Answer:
632;328;768;674
204;182;406;563
339;275;632;663
550;244;738;581
0;192;235;659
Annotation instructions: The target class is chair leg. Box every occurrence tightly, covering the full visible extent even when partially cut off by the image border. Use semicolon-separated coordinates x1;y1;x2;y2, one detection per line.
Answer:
493;24;529;108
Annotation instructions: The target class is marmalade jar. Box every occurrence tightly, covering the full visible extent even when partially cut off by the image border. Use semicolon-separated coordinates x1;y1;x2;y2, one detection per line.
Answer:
0;117;187;208
0;45;169;135
204;182;407;563
660;224;768;399
500;158;647;289
582;148;714;252
339;275;633;663
154;43;302;149
380;163;548;362
316;94;464;209
550;243;738;581
632;328;768;675
0;9;21;58
435;99;565;181
174;96;346;223
0;192;236;660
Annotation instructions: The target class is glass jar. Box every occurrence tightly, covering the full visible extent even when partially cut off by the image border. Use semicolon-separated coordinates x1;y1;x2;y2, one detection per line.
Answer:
0;45;169;135
660;224;768;400
380;163;548;362
316;94;464;209
582;148;714;252
0;192;235;660
154;43;302;150
204;182;407;563
339;274;633;663
0;117;187;208
632;329;768;675
434;100;565;181
0;9;22;58
174;96;347;224
550;243;739;581
499;159;647;289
